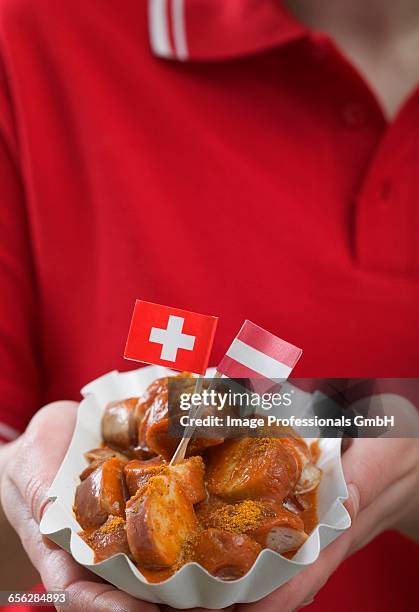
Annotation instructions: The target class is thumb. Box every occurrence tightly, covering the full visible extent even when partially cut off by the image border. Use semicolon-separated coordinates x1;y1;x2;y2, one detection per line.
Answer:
2;400;78;525
341;437;414;515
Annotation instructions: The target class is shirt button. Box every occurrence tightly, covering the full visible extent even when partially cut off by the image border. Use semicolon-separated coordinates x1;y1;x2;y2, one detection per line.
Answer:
342;101;368;128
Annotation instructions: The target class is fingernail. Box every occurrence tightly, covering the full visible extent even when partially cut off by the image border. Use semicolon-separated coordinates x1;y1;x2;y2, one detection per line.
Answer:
296;595;315;609
345;482;360;521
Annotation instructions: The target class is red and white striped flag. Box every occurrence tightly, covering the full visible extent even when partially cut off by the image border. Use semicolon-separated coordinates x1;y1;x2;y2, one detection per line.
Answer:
218;320;302;380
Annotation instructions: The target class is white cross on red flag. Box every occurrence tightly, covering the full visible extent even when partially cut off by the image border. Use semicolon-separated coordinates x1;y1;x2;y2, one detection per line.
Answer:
124;300;218;375
217;320;302;381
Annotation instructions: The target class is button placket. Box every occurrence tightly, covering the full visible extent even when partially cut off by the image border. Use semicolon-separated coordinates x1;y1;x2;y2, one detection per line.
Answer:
355;170;413;274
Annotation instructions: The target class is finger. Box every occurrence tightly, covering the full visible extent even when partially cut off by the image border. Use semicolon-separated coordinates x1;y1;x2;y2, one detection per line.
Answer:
342;438;415;513
346;461;419;556
64;581;155;612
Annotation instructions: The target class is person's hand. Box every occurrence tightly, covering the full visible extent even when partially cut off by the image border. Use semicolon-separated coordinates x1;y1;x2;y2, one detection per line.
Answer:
1;401;159;612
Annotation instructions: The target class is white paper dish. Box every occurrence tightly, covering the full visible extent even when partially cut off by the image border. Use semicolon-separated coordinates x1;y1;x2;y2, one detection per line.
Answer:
40;365;351;609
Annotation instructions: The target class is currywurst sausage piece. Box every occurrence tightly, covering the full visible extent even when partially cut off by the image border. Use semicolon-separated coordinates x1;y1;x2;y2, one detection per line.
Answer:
192;529;261;580
137;374;195;455
74;458;127;530
84;446;129;464
146;418;224;460
80;515;131;562
137;374;223;459
124;455;206;503
124;457;166;497
146;418;178;460
80;447;129;481
101;398;139;451
126;471;197;569
247;505;308;554
295;462;322;494
200;499;308;555
277;438;322;494
206;438;300;504
170;456;206;505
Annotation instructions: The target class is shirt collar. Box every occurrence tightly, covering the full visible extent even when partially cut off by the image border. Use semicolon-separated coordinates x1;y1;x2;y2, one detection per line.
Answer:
148;0;308;61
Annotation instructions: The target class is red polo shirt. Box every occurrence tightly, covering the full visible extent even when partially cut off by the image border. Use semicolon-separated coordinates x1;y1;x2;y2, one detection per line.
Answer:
0;0;418;610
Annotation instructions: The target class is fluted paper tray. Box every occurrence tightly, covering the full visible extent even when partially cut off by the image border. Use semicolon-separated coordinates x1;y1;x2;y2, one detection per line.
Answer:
40;366;351;609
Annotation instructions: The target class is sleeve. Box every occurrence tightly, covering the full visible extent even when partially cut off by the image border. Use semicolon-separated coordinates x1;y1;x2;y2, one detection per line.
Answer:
0;64;42;444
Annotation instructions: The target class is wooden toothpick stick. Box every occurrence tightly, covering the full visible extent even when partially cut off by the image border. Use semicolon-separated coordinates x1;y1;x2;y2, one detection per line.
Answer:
170;371;222;465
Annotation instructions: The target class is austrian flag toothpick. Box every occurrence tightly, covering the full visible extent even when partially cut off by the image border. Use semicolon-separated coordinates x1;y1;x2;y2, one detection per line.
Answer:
217;320;302;381
124;300;218;375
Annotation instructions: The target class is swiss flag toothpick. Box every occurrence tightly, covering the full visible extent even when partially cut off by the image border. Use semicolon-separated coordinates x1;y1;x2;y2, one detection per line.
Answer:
124;300;218;375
